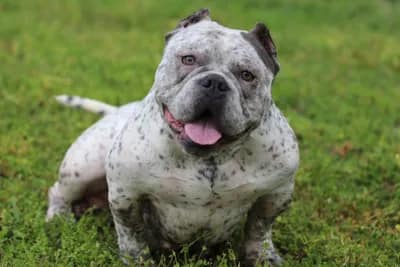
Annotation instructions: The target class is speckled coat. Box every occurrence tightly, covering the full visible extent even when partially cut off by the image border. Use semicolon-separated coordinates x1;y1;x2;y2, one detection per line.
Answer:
46;9;299;267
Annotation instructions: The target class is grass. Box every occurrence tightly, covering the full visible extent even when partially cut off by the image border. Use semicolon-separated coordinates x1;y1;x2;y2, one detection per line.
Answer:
1;0;399;266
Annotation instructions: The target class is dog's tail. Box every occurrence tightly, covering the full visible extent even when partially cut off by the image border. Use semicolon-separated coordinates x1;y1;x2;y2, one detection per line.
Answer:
55;95;117;115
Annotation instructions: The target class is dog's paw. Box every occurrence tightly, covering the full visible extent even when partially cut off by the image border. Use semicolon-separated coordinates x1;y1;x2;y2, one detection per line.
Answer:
241;240;283;267
120;246;155;266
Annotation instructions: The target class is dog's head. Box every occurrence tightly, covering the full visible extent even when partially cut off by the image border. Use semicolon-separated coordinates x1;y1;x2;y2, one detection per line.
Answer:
154;9;280;155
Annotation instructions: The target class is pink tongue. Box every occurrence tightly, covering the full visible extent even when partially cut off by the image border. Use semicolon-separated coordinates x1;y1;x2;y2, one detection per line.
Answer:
184;120;222;145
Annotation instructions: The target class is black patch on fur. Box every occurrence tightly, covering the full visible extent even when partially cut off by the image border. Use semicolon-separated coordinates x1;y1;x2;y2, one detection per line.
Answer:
198;158;218;187
241;23;280;76
165;8;211;42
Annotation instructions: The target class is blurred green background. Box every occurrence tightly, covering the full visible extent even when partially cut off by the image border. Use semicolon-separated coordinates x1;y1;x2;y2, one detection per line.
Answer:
1;0;399;266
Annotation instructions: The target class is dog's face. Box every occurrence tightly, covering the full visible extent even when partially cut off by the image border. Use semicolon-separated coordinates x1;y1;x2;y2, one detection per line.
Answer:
154;9;280;154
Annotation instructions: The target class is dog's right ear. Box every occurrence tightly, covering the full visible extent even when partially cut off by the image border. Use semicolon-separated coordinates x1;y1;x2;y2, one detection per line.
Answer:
165;8;211;42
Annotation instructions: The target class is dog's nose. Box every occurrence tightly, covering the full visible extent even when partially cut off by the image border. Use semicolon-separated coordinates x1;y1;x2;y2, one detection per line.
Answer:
198;74;230;92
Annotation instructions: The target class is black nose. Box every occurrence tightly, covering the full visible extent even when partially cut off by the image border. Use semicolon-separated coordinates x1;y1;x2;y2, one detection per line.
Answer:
198;74;230;92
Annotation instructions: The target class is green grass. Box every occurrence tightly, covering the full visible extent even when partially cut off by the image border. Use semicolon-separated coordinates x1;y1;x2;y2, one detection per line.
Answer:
1;0;400;266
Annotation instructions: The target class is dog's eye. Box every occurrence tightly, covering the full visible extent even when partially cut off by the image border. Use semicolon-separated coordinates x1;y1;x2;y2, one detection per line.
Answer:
240;71;255;82
181;55;196;65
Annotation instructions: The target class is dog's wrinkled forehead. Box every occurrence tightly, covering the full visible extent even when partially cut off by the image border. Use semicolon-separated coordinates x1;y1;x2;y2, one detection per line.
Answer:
165;8;280;76
167;22;251;55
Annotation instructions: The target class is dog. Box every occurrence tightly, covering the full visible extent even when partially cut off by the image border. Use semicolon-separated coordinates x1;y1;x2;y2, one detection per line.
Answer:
46;9;299;266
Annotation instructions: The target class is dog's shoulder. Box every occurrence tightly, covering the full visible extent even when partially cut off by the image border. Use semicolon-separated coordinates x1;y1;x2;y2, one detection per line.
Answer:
248;105;299;180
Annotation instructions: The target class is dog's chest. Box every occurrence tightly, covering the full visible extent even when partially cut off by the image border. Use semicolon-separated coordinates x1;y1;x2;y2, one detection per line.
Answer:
141;160;262;243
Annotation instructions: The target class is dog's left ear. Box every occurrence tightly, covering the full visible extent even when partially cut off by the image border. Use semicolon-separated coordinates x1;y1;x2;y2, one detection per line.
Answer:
165;8;211;42
248;23;280;76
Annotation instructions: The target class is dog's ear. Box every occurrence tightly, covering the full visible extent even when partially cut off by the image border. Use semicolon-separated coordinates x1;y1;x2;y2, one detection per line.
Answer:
165;8;211;42
248;23;280;76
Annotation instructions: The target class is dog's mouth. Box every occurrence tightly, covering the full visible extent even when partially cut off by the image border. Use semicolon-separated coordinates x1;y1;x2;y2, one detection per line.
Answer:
163;106;222;146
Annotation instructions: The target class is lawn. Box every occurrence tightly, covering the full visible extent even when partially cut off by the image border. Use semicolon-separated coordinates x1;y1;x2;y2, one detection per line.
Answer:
1;0;399;266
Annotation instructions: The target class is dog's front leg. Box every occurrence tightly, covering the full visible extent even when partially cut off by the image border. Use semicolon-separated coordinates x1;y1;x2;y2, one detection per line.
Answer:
241;184;294;267
109;193;150;264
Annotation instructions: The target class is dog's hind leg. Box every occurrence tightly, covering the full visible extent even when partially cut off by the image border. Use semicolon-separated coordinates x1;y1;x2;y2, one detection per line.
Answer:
46;113;127;221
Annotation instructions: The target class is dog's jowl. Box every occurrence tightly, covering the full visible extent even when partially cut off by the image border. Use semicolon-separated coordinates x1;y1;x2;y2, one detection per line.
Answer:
47;8;299;267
